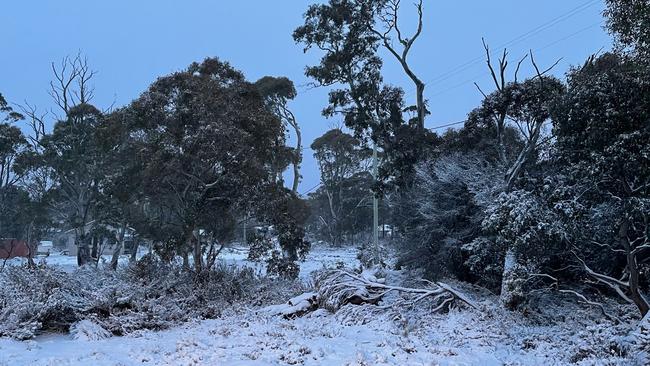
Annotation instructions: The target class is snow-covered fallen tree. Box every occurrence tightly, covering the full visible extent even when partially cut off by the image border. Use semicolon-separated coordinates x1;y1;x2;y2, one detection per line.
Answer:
317;269;478;312
265;269;478;320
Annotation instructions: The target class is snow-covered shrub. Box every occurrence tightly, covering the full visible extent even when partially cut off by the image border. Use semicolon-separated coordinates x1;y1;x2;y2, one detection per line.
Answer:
461;237;504;290
70;319;112;341
266;251;300;279
396;154;499;282
0;266;97;339
356;241;388;269
247;233;275;262
246;227;304;280
0;256;296;340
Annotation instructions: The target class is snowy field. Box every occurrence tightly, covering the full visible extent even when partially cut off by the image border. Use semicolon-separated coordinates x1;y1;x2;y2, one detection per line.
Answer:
2;245;359;280
0;245;645;365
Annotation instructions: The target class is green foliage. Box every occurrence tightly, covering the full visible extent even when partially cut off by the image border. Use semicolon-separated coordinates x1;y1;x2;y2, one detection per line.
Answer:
124;57;292;267
605;0;650;57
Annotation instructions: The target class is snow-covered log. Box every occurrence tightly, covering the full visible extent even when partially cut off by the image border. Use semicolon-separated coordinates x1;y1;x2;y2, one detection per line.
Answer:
262;292;319;319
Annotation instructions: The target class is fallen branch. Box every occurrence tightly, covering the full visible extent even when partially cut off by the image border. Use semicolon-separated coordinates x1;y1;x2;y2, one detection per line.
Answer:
559;289;621;324
262;292;319;319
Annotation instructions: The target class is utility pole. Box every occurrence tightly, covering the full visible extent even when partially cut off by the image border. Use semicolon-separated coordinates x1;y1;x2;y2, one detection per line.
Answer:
372;142;380;266
242;213;247;245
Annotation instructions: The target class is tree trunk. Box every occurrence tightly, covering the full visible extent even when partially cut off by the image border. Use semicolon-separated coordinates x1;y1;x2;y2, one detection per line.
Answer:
26;221;36;268
110;221;127;270
499;248;525;309
415;81;426;130
193;229;202;272
496;114;507;163
76;232;91;266
505;121;543;191
620;219;650;316
90;236;98;262
291;123;302;194
130;239;139;262
182;251;189;270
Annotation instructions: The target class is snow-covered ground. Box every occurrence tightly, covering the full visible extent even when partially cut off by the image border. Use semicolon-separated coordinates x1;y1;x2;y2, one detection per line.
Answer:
0;297;639;365
0;245;644;365
0;308;512;366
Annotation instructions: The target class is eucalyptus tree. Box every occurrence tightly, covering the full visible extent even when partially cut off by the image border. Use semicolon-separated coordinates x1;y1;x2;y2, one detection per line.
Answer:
128;58;291;272
551;52;650;316
605;0;650;58
310;129;372;246
41;103;105;266
255;76;303;194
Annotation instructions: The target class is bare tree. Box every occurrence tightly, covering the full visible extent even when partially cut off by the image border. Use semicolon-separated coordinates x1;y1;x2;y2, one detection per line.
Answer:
49;53;96;118
370;0;427;129
474;39;528;164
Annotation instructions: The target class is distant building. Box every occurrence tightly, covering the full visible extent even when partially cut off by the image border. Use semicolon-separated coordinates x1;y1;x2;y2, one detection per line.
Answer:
37;241;53;255
52;221;136;257
0;239;31;259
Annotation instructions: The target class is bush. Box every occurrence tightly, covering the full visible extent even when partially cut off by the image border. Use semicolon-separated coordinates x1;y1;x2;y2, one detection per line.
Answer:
0;256;298;340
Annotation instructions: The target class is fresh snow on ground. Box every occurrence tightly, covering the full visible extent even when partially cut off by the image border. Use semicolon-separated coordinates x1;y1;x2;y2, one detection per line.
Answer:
0;245;645;365
0;308;507;366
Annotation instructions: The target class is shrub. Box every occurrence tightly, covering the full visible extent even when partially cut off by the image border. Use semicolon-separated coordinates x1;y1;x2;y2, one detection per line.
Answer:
0;256;298;340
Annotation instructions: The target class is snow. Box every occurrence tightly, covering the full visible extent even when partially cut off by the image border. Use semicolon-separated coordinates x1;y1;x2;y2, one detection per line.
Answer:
0;308;504;365
0;245;645;365
1;301;638;365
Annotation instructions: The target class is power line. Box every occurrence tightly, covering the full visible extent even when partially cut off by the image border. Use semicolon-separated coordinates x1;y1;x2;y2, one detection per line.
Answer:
300;182;321;196
424;0;600;88
428;119;467;131
428;21;605;99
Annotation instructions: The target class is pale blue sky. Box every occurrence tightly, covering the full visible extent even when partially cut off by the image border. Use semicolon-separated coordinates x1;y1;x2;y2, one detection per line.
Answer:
1;1;611;192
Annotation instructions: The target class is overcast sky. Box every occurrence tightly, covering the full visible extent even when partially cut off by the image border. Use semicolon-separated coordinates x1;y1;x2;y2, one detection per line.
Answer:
1;0;611;193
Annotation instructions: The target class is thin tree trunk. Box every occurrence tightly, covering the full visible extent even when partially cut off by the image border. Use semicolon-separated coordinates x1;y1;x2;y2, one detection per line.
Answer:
76;232;91;267
496;114;507;163
26;221;35;268
291;122;302;194
193;229;202;272
130;239;139;262
620;219;650;316
505;120;543;191
182;251;189;270
110;221;127;270
415;81;426;130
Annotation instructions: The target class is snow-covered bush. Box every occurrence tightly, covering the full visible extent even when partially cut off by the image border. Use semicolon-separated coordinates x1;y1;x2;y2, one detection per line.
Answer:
246;229;305;280
0;256;300;340
461;237;504;290
356;241;388;269
397;155;494;281
266;251;300;279
70;319;112;341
